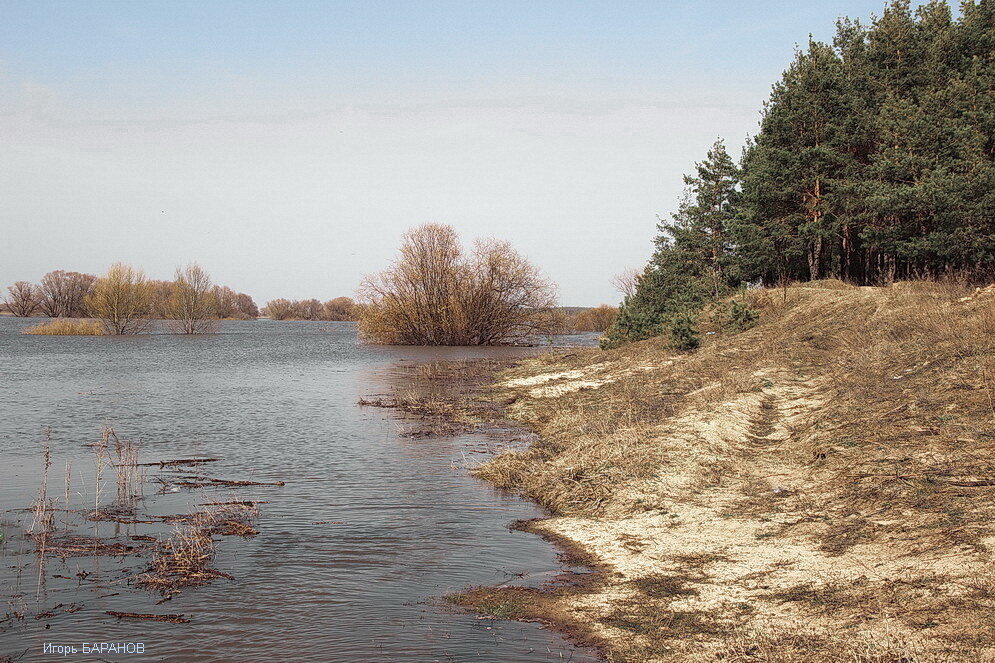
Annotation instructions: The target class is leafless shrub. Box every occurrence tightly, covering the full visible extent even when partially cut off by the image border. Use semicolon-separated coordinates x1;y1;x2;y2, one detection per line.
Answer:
323;296;356;320
262;298;295;320
358;224;558;345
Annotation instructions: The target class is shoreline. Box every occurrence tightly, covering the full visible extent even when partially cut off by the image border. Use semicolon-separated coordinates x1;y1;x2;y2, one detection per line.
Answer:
383;281;995;662
445;517;614;660
364;354;615;660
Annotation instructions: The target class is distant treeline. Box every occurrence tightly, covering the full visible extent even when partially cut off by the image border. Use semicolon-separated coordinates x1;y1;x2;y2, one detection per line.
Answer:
261;297;357;321
2;267;258;322
606;0;995;348
3;268;365;337
2;264;263;334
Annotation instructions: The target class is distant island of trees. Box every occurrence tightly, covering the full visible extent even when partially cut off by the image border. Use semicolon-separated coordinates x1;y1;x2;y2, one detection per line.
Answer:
2;264;358;335
260;297;356;321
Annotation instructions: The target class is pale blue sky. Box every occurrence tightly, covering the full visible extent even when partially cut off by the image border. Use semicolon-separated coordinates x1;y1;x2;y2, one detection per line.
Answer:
1;1;927;306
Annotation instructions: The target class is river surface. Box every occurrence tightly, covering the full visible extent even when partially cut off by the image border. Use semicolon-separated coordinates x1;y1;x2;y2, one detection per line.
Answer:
0;318;600;662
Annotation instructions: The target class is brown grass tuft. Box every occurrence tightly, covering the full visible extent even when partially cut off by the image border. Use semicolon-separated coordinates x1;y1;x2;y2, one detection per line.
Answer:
136;502;257;595
22;319;104;335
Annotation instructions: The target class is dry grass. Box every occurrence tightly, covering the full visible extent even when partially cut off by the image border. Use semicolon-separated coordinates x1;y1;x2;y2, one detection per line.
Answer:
434;279;995;662
136;502;257;595
22;318;103;335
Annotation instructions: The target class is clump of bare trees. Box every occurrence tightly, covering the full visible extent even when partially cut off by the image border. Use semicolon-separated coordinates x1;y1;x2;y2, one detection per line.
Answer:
358;224;558;345
261;296;356;321
2;265;259;333
213;286;259;319
3;272;97;318
37;271;97;318
571;305;619;332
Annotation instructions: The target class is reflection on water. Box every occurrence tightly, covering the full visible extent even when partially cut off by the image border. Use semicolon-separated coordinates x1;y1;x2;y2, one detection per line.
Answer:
0;318;600;662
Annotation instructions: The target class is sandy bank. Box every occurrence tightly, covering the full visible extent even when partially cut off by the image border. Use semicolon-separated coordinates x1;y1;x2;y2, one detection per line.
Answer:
449;280;995;662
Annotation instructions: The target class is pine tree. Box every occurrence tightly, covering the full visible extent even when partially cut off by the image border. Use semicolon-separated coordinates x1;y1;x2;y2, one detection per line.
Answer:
602;141;740;348
606;0;995;349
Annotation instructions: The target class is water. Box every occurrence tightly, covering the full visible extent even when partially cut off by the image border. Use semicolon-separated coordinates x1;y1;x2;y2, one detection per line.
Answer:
0;318;601;662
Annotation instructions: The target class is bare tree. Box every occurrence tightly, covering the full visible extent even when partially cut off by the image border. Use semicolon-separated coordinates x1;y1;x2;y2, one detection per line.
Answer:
148;280;174;319
611;268;643;300
167;263;218;334
358;224;558;345
263;298;294;320
4;281;41;317
234;292;259;319
212;285;239;318
297;298;323;320
37;271;97;318
323;296;356;321
85;263;155;335
572;304;619;332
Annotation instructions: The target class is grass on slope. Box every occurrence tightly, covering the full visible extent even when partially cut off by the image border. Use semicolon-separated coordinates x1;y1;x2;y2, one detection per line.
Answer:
469;279;995;662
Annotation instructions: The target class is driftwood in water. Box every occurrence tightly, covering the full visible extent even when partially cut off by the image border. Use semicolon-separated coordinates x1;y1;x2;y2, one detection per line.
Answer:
137;458;221;468
106;610;190;624
38;535;144;558
174;476;285;488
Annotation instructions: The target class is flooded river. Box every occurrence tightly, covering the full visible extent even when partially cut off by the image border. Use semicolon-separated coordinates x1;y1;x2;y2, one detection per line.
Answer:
0;318;600;662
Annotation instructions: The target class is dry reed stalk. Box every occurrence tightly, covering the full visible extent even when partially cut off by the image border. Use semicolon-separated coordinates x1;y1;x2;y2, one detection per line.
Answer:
29;428;56;601
107;429;142;504
63;460;72;530
92;429;108;519
29;428;54;537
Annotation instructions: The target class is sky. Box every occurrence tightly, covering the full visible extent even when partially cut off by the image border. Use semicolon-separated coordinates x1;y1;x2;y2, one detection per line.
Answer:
1;1;928;306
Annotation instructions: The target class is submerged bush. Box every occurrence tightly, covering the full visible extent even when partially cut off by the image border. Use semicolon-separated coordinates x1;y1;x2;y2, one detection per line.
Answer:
358;224;558;345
